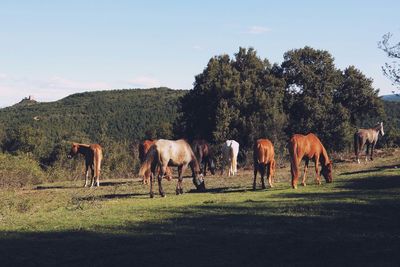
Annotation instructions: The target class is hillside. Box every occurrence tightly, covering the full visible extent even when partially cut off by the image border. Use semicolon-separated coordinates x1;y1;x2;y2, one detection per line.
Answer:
0;87;187;142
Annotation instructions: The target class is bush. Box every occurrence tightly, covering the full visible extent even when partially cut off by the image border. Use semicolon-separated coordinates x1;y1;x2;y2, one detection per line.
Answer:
0;153;46;188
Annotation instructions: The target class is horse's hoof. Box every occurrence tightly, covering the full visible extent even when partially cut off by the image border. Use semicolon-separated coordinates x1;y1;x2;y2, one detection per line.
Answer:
301;182;306;186
179;188;183;194
150;193;154;198
261;185;266;190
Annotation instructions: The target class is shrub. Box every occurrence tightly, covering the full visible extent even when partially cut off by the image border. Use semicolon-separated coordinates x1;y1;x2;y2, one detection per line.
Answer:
0;153;46;188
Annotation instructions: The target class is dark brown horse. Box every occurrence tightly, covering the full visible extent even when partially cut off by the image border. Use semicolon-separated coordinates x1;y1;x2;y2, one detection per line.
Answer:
192;139;216;176
138;139;172;184
139;139;205;198
67;143;103;187
253;139;276;190
354;122;384;163
288;134;333;189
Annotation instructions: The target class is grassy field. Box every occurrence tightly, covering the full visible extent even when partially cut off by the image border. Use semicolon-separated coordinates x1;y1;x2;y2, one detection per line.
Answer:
1;150;400;266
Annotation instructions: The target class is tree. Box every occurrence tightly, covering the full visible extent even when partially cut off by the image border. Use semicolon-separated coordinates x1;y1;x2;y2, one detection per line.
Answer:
378;32;400;90
176;47;287;151
282;46;347;149
334;66;384;125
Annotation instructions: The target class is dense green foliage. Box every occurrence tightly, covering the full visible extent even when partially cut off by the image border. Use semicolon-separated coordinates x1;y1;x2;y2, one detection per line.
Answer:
179;46;384;152
0;88;186;182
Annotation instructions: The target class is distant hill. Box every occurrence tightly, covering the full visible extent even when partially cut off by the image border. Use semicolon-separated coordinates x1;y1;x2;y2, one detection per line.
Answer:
0;88;187;142
381;94;400;102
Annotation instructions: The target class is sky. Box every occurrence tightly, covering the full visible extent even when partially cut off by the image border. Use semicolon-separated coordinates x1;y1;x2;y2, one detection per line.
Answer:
0;0;399;107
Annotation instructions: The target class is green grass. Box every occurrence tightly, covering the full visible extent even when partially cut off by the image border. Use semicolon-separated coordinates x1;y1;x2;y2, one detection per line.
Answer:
1;151;400;266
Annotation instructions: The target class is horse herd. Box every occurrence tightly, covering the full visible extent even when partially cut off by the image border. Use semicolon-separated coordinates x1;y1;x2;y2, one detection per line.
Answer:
67;122;385;198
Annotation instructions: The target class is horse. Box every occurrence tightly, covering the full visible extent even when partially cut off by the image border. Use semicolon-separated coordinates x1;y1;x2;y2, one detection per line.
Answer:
221;140;239;176
253;139;276;190
138;139;173;184
139;139;205;198
288;133;333;189
192;139;216;176
67;143;103;187
354;122;384;164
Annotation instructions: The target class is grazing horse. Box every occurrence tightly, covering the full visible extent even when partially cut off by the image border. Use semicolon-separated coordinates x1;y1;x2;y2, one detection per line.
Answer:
139;139;205;198
67;143;103;187
221;140;239;176
253;139;276;190
288;134;333;189
354;122;384;164
138;140;172;184
192;139;216;176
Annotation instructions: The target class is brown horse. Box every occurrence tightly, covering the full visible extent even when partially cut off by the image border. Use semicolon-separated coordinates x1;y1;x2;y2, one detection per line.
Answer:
354;122;384;164
192;139;216;176
139;139;205;198
253;139;276;190
138;140;172;184
288;134;333;189
67;143;103;187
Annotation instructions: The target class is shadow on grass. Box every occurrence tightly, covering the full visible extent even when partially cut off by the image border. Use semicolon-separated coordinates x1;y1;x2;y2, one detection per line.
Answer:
75;192;148;201
340;163;399;176
35;185;80;190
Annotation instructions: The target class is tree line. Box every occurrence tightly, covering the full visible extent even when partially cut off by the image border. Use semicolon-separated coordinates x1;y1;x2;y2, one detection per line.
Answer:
0;45;399;186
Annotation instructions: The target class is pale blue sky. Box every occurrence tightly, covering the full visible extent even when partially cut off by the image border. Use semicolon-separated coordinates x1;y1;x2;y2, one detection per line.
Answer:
0;0;399;107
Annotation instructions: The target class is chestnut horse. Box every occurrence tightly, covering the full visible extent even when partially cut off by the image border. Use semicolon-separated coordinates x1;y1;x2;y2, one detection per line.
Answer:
253;139;276;190
192;139;216;176
67;143;103;187
221;140;239;176
138;140;172;184
139;139;205;198
288;134;333;189
354;122;384;164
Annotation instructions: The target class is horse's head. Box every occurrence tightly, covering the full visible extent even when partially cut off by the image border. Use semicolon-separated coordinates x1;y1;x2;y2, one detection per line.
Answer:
209;158;216;175
67;143;79;159
321;161;333;183
193;174;206;191
379;122;384;136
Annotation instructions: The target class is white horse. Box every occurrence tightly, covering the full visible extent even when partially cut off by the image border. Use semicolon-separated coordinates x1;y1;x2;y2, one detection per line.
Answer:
221;140;239;176
139;139;205;198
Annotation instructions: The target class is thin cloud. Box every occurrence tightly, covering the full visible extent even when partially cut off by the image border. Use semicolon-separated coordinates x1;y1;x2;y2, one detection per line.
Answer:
246;26;271;35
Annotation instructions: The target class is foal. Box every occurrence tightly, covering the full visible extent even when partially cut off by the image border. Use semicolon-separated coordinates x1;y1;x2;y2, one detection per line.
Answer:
68;143;103;187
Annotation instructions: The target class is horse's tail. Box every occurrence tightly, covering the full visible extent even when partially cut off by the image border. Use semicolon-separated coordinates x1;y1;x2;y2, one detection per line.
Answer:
139;145;158;178
94;148;102;178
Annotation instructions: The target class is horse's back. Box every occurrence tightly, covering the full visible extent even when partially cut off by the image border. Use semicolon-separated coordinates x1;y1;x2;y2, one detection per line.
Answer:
255;139;274;164
155;139;194;165
290;133;324;157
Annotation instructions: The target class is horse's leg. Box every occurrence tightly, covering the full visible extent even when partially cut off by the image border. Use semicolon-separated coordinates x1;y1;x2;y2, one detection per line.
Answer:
158;164;166;197
268;160;275;188
301;158;309;186
260;163;267;189
84;164;89;187
90;164;95;187
253;162;258;190
149;171;155;198
176;166;183;195
291;159;299;189
370;142;375;161
314;157;321;185
365;143;370;162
